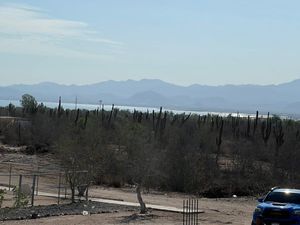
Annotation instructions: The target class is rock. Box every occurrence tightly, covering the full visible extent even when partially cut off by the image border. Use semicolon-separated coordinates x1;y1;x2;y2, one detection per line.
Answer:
82;210;89;216
31;213;38;219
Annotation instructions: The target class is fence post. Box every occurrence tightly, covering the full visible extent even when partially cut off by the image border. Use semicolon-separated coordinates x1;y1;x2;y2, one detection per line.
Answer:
36;175;39;196
36;166;39;196
183;200;185;225
31;175;36;206
8;164;12;191
186;199;188;225
17;174;23;205
85;185;89;201
18;175;22;192
57;172;62;204
63;171;67;199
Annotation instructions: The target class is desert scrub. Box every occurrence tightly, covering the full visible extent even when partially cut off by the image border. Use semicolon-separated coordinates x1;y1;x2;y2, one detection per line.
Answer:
13;187;29;208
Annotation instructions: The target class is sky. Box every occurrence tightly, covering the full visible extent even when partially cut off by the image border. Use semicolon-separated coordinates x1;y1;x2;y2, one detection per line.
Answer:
0;0;300;86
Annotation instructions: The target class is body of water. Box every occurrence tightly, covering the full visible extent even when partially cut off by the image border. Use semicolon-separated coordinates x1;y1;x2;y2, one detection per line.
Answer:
0;99;271;118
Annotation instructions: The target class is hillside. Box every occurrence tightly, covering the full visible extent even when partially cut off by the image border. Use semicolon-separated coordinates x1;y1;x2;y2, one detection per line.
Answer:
1;79;300;115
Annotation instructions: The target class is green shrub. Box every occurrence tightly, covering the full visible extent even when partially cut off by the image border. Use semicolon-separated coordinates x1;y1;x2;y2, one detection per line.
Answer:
13;187;29;208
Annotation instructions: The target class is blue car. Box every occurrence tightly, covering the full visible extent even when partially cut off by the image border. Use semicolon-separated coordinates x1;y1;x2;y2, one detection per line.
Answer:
252;187;300;225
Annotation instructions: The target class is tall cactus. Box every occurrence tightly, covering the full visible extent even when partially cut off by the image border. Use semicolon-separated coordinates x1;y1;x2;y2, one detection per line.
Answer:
160;111;167;131
215;119;224;166
211;117;215;131
107;104;114;127
58;96;62;117
154;107;162;133
83;111;89;128
296;130;300;140
261;112;271;145
273;120;284;171
74;109;80;125
181;113;191;126
152;110;155;130
246;115;251;137
197;115;201;128
253;111;259;135
101;105;105;124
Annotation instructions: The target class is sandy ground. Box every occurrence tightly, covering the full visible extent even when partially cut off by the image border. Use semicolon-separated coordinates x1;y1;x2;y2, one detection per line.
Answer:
0;209;254;225
0;150;257;224
0;211;182;225
0;184;257;225
86;186;257;224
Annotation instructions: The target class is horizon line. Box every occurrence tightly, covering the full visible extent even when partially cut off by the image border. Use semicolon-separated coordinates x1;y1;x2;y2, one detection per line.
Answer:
1;77;300;88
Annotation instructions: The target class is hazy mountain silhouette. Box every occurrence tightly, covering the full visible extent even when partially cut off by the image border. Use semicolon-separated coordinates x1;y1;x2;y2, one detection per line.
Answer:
1;79;300;115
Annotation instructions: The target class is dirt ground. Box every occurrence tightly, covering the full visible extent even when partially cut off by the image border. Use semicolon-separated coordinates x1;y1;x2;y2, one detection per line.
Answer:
0;209;254;225
0;186;257;224
0;211;182;225
0;149;257;225
87;186;257;224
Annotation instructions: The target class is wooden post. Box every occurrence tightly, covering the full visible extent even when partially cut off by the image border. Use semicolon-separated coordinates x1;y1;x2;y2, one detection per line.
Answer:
36;174;39;196
57;172;62;204
31;175;36;206
18;175;23;192
85;185;89;201
8;164;12;191
35;165;39;196
18;175;23;205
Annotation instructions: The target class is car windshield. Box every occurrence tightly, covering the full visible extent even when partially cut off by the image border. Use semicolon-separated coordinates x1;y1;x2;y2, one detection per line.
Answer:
264;191;300;204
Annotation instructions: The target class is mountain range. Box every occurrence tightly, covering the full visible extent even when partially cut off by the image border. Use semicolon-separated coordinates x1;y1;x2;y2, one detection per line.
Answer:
1;79;300;116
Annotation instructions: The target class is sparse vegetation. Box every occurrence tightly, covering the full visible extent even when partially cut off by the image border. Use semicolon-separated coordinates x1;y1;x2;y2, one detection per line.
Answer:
13;187;29;208
1;95;300;198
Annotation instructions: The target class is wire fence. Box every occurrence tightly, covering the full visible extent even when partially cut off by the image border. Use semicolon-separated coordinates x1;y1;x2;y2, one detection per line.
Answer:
0;162;89;207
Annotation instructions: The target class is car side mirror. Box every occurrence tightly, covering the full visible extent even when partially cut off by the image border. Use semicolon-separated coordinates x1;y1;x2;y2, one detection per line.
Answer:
257;197;264;203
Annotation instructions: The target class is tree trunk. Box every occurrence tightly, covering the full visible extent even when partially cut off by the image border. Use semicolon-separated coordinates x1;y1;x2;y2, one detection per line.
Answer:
71;187;75;203
215;145;221;167
136;183;147;214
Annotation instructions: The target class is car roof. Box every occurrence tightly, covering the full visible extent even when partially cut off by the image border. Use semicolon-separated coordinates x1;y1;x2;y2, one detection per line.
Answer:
272;188;300;194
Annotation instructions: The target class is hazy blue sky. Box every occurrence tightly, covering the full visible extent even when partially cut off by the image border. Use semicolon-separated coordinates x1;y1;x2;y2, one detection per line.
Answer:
1;0;300;86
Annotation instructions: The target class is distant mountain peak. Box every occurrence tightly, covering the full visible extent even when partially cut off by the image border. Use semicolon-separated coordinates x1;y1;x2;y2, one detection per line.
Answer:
1;78;300;116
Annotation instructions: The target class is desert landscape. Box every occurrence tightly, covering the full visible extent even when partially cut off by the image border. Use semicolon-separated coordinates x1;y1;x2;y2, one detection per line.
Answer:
1;1;300;224
0;146;256;225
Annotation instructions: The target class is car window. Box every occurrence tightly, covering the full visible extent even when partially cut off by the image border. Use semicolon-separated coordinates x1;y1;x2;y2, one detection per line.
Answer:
265;192;300;204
